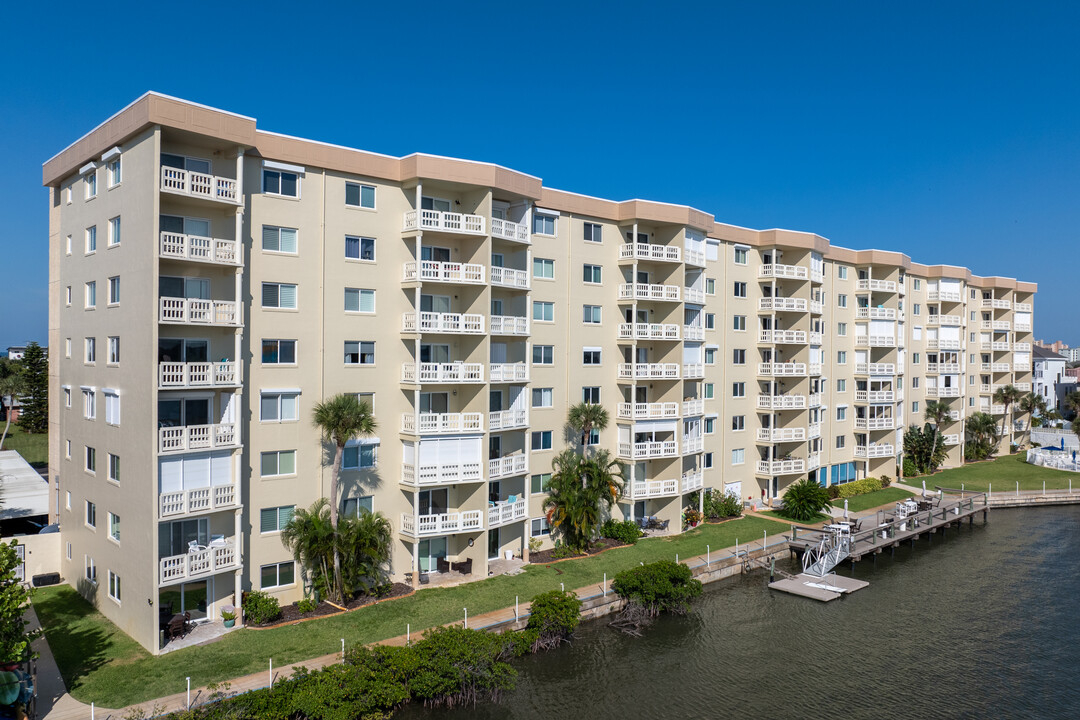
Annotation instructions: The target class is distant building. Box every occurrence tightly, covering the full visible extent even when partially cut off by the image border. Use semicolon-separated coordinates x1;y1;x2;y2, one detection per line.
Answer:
1035;340;1071;355
1066;347;1080;363
5;346;26;361
1034;345;1068;410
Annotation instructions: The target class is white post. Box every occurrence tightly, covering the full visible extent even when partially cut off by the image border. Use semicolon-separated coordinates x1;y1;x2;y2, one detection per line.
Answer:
464;608;467;628
407;623;410;645
764;530;767;550
269;658;273;687
603;574;607;596
187;677;191;709
1016;481;1019;496
676;553;679;564
707;545;711;565
560;582;564;592
989;482;992;499
341;638;345;662
91;703;94;720
1043;480;1045;494
515;596;519;620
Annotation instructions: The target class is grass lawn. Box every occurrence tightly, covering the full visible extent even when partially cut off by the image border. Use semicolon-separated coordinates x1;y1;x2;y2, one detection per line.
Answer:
908;452;1079;493
1;423;47;467
758;510;832;524
830;487;915;513
35;514;788;708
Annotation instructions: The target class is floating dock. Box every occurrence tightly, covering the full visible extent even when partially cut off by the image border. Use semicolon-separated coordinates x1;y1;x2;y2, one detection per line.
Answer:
768;573;869;601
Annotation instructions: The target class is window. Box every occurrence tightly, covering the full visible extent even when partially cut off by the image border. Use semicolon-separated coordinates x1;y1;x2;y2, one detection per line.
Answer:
85;500;97;527
583;264;602;283
533;345;554;365
85;226;97;253
65;338;71;358
913;278;921;290
835;435;846;449
85;557;96;584
344;288;375;313
263;169;299;197
705;348;716;365
913;303;921;316
261;561;296;589
837;322;847;336
83;389;96;419
912;401;920;414
836;407;847;421
531;473;552;494
108;571;121;603
262;339;297;364
583;222;602;242
66;542;71;560
85;337;96;363
261;392;299;422
344;341;375;365
733;282;747;298
582;387;601;403
837;379;846;392
705;313;716;329
706;278;716;295
704;383;715;399
108;216;121;247
108;276;120;305
262;226;298;254
531;517;551;537
342;496;374;518
582;348;601;365
734;248;748;265
533;258;554;279
261;450;297;477
65;187;72;205
108;453;120;483
583;305;602;324
63;387;71;408
584;429;600;446
533;301;554;322
107;157;122;187
733;349;746;365
733;315;746;331
65;286;71;306
342;441;377;469
732;415;745;431
837;351;847;364
262;283;297;309
532;388;553;408
704;452;714;469
85;281;96;309
107;337;120;364
260;506;296;534
104;390;120;425
533;213;556;236
732;382;745;398
345;236;375;261
731;448;745;465
913;352;920;364
65;441;71;460
85;171;97;199
531;431;553;450
912;377;920;389
108;513;120;542
345;182;375;208
837;294;848;308
705;417;715;434
838;266;848;280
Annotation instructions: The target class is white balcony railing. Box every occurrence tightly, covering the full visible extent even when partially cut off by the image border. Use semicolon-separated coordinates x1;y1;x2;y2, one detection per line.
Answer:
856;363;896;375
682;398;705;416
684;287;705;304
1014;301;1032;312
990;362;1012;372
856;279;897;293
927;363;961;374
855;390;895;403
619;243;682;262
618;440;679;459
757;394;807;410
855;417;895;430
488;408;528;431
683;325;705;341
981;320;1011;331
928;338;962;350
158;362;239;389
684;247;706;267
856;335;897;347
158;424;238;454
1014;342;1032;352
401;412;484;435
682;435;704;454
629;478;679;499
683;363;705;379
856;307;897;320
489;266;530;289
400;510;484;537
159;232;240;265
402;458;484;486
810;300;824;315
808;422;822;440
759;330;807;344
619;323;681;340
403;209;485;235
980;298;1011;310
926;387;962;397
928;290;962;302
809;393;823;407
1015;323;1031;332
681;470;704;494
927;314;963;326
489;363;529;383
618;363;680;380
758;297;808;312
618;402;679;420
403;260;485;285
402;362;485;384
487;499;528;528
618;283;682;302
160;539;240;584
1015;382;1031;391
809;332;824;345
756;459;806;475
757;362;807;377
991;404;1006;415
943;434;961;446
854;444;894;459
756;427;807;442
491;217;529;243
160;167;239;204
403;312;485;334
489;455;529;479
158;485;238;519
489;315;530;335
759;264;808;280
807;452;821;470
159;298;240;326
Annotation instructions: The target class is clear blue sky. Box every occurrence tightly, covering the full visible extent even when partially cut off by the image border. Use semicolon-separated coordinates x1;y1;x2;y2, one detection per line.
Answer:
2;0;1077;348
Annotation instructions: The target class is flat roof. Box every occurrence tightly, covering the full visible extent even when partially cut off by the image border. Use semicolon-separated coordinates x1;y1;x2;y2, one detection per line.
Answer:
0;451;49;521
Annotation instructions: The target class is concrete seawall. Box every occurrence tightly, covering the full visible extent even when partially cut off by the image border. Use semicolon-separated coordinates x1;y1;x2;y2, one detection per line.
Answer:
987;492;1080;508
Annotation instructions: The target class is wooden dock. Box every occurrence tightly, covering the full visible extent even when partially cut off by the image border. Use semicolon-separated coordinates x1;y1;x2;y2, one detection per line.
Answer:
768;573;869;601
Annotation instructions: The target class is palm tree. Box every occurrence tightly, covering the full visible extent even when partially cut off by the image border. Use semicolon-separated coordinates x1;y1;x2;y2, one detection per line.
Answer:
964;412;1000;460
923;399;952;466
992;384;1023;446
280;499;336;600
338;509;393;596
567;402;610;451
1017;392;1047;439
0;373;25;451
312;394;376;602
543;448;624;552
1065;390;1080;419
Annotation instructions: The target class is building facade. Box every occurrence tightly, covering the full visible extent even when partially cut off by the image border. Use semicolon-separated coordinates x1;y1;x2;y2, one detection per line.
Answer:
43;94;1037;653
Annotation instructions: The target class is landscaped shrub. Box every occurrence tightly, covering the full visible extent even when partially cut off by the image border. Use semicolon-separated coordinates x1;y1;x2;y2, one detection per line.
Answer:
777;478;831;522
297;598;318;614
525;590;582;651
242;590;281;625
702;489;743;519
600;518;643;545
826;484;841;499
880;475;892;488
903;457;918;477
612;560;703;618
407;626;519;708
835;477;884;499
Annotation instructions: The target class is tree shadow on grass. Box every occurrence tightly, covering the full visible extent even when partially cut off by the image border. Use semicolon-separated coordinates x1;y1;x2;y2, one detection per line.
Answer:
33;584;127;694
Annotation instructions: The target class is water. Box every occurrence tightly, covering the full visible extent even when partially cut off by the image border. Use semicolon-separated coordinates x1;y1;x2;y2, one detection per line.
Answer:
401;506;1080;719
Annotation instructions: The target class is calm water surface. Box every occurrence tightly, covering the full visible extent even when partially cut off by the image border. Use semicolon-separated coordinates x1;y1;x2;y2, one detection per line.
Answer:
401;506;1080;720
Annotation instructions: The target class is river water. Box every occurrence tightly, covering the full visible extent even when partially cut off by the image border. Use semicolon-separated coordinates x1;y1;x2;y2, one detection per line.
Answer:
401;506;1080;719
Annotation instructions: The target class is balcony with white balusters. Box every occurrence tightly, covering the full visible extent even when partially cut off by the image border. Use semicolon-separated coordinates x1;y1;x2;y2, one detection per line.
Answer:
619;243;682;262
618;363;680;380
489;315;530;336
619;323;680;341
403;260;485;285
489;266;530;289
491;217;530;243
758;297;807;312
619;283;682;302
160;166;239;205
401;413;484;435
856;279;897;293
759;329;807;344
160;232;240;265
757;394;807;410
158;362;239;390
403;209;485;235
402;312;485;334
756;427;807;443
758;264;808;280
618;402;679;420
402;363;485;384
400;510;484;538
159;298;241;326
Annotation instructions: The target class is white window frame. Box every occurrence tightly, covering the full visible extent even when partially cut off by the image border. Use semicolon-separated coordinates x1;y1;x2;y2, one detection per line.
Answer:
344;341;375;365
108;570;121;604
108;216;121;247
262;225;298;254
345;235;375;261
107;336;120;365
85;225;97;254
344;288;376;314
261;450;297;478
262;282;298;310
260;391;300;423
342;439;378;470
345;181;376;209
532;387;554;408
583;305;602;324
104;389;120;425
533;345;554;365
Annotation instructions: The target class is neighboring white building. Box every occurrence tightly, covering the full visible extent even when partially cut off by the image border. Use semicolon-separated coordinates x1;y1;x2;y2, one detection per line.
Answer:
5;346;26;361
1066;347;1080;363
1034;345;1068;410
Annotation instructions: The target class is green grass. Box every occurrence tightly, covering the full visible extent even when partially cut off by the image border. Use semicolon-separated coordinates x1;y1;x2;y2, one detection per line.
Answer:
908;452;1078;493
830;487;914;513
1;423;47;467
758;510;832;524
34;515;788;708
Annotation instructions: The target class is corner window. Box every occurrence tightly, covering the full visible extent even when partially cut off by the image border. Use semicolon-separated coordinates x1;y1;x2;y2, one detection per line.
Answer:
262;283;297;309
263;169;299;197
344;341;375;365
583;222;602;242
345;236;375;261
345;182;375;208
532;213;556;236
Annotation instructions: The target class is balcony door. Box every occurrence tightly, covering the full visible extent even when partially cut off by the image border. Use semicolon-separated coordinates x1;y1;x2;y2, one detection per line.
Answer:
488;527;501;559
159;338;208;363
421;245;450;262
159;276;210;300
418;488;448;516
421;196;451;213
159;517;209;557
420;392;449;414
161;215;210;238
636;270;650;284
420;344;450;363
489;390;503;412
158;397;211;428
418;538;447;573
420;295;451;314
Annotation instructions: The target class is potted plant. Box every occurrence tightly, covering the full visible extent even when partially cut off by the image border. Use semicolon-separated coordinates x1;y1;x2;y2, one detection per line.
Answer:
221;606;236;628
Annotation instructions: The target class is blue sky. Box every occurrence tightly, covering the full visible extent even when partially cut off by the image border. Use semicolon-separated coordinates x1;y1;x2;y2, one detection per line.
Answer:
2;0;1077;347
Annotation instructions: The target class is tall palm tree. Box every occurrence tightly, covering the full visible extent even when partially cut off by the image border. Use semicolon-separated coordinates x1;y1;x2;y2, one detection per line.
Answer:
1017;392;1047;438
312;394;376;602
0;373;26;451
280;499;336;600
923;399;952;467
992;384;1023;446
543;448;623;552
567;402;610;451
965;412;1000;460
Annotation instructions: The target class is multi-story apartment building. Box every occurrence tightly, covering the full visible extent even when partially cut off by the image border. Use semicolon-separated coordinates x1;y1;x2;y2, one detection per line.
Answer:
42;93;1037;653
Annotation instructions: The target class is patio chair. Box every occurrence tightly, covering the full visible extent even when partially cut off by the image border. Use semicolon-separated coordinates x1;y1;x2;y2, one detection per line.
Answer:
166;612;191;641
458;558;473;575
436;557;451;574
658;519;670;531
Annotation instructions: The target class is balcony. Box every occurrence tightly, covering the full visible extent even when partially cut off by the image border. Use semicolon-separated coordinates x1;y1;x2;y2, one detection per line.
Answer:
759;329;807;344
809;332;823;345
1015;323;1032;332
1014;301;1032;312
400;510;484;538
487;499;528;529
159;485;238;519
489;363;529;383
756;459;805;476
758;264;808;280
810;300;824;315
629;478;679;499
402;362;485;384
759;297;807;312
809;393;823;407
856;279;897;293
808;422;822;440
682;399;705;416
618;402;679;420
683;325;705;341
489;315;530;336
756;427;807;442
619;323;680;341
682;435;704;455
684;287;705;304
981;298;1011;310
990;362;1012;373
618;363;680;380
683;363;705;379
943;434;961;446
1015;382;1031;391
757;394;807;410
981;341;1011;352
491;218;529;243
681;470;704;494
684;247;706;267
488;408;529;432
401;412;483;435
618;440;679;459
403;312;484;334
489;455;529;480
981;320;1011;331
928;315;963;326
403;260;485;285
757;362;807;377
927;339;962;350
855;390;895;403
159;424;239;454
160;167;239;204
856;335;897;348
991;404;1006;415
158;362;239;389
811;269;825;283
927;363;961;374
619;283;682;302
856;363;896;375
159;539;239;585
807;452;821;471
160;232;240;265
855;417;895;430
856;307;897;320
620;243;682;262
1014;342;1031;352
159;298;240;326
402;457;483;486
403;209;485;235
490;266;530;289
925;387;962;398
854;444;894;459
